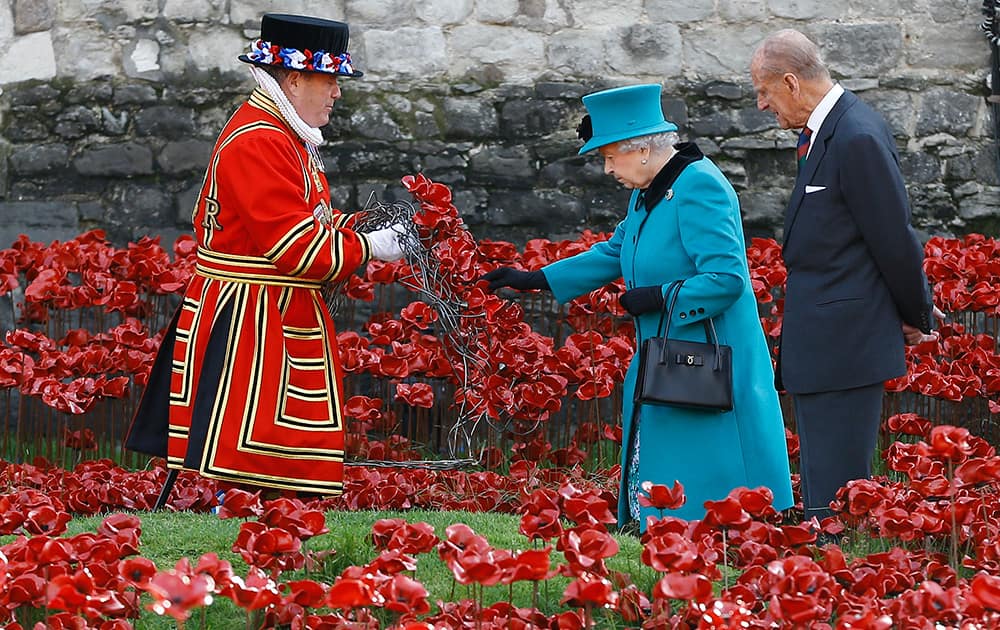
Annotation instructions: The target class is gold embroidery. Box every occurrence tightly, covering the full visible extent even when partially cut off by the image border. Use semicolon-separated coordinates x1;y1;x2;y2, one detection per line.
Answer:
202;196;222;233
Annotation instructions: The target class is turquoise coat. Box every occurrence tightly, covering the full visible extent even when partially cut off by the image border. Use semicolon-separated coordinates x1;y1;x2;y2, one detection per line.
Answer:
542;153;794;526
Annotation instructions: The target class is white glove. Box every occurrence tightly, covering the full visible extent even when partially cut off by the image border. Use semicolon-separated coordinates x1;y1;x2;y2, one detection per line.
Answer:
365;224;406;262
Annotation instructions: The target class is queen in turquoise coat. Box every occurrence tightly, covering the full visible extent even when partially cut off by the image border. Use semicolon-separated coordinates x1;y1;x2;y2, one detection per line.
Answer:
483;84;794;529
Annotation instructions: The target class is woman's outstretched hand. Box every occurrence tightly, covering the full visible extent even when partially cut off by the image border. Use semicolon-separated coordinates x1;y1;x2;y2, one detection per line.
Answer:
480;267;550;291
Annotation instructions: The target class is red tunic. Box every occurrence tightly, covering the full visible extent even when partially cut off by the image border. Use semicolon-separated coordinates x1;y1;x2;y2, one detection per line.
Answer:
137;88;371;494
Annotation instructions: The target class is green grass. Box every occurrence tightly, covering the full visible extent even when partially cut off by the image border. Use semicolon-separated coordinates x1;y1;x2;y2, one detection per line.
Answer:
48;509;658;629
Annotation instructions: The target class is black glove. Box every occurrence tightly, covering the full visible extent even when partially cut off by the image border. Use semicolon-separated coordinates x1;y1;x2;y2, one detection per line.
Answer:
480;267;550;292
619;285;665;316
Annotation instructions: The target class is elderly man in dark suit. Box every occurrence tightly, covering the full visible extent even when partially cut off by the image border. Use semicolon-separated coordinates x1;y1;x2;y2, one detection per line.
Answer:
750;29;937;523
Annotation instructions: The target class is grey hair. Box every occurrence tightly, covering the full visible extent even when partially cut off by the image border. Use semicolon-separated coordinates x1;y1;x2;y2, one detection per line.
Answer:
752;29;830;81
259;64;293;85
617;131;680;154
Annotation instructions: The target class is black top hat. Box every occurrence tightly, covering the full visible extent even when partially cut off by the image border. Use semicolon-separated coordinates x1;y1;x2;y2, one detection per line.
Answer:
239;13;363;78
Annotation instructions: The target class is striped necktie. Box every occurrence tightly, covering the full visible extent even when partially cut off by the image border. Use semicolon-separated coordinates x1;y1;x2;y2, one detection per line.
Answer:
797;127;812;171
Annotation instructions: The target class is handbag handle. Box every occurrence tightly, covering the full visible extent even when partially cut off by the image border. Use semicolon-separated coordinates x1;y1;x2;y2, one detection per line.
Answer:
656;279;724;372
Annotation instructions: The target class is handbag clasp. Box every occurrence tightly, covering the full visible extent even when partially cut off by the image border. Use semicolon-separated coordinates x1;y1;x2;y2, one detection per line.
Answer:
676;353;704;367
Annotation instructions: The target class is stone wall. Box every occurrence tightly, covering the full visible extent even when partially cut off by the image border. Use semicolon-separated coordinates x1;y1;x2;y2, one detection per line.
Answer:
0;0;993;248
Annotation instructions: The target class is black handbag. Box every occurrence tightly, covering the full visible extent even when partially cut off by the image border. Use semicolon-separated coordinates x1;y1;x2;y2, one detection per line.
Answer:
633;280;733;411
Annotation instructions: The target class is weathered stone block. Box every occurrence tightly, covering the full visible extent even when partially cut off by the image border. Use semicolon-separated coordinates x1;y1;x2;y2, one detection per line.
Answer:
117;0;160;21
682;23;770;80
163;0;225;22
606;23;682;78
959;187;1000;219
904;20;989;72
350;103;405;141
539;155;598;187
326;141;418;178
51;26;114;81
443;97;499;139
769;0;841;19
158;140;214;174
0;31;56;83
182;28;246;75
546;29;611;77
0;200;77;227
113;83;159;105
809;23;902;78
447;24;546;83
899;151;941;185
485;188;583;227
9;84;60;107
534;82;589;100
474;0;518;24
124;39;161;78
10;143;68;174
645;0;715;22
135;106;196;139
571;0;642;25
743;149;796;189
230;1;346;27
500;98;571;139
54;106;102;139
114;183;175;228
415;0;473;24
718;0;767;21
67;82;113;105
175;182;201;225
74;142;154;176
846;0;899;17
14;0;53;34
862;90;914;138
362;27;448;79
5;113;50;142
705;82;743;100
915;89;978;136
346;0;416;25
739;189;788;225
468;145;535;187
101;108;130;136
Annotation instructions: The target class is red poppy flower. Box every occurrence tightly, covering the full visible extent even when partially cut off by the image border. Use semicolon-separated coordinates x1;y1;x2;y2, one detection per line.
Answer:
702;497;751;530
23;505;72;536
395;382;434;408
326;576;383;609
561;489;616;527
232;522;304;574
379;574;431;616
260;498;329;540
642;531;703;573
501;547;557;584
119;557;157;587
519;508;564;542
62;427;97;451
283;579;327;608
971;573;1000;611
561;573;618;608
221;567;282;611
884;413;932;438
638;480;686;511
194;552;235;592
367;549;418;575
216;488;264;519
558;526;620;576
144;569;214;621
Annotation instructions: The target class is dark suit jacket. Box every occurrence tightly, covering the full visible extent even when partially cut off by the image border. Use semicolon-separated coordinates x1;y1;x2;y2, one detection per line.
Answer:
778;90;933;394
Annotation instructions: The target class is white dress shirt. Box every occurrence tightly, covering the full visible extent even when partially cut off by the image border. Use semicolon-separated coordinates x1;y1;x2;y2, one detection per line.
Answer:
803;83;844;158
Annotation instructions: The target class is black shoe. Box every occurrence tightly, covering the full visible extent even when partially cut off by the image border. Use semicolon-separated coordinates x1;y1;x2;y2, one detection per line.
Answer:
815;532;840;547
618;519;641;537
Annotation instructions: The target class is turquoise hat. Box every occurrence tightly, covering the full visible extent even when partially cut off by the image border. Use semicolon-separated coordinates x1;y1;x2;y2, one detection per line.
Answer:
578;84;678;155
